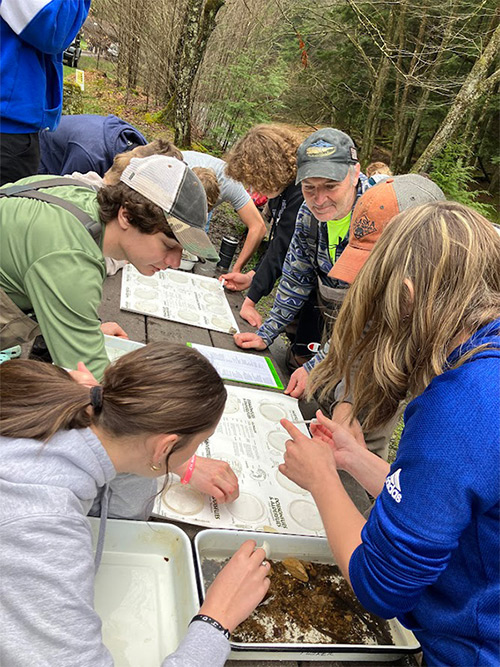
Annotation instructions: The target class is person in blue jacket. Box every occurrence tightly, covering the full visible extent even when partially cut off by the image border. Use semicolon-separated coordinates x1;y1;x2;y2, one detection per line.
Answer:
39;114;148;177
0;0;90;185
280;201;500;666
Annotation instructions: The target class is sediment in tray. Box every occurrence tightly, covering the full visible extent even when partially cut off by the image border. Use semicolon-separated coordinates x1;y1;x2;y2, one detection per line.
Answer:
202;557;395;645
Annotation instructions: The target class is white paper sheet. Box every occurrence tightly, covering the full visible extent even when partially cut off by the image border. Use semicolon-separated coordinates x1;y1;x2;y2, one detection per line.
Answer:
189;343;284;389
153;385;325;537
120;264;240;334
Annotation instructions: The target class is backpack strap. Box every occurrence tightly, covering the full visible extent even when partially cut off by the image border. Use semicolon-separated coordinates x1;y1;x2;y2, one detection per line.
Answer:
0;178;102;244
305;215;319;265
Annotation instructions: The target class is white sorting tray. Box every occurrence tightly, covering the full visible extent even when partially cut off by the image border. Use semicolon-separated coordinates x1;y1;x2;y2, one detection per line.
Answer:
103;334;145;361
194;529;421;662
90;518;199;667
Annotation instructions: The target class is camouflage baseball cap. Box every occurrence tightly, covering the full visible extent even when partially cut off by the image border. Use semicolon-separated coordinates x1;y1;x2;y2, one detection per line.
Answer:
296;128;358;184
120;155;219;261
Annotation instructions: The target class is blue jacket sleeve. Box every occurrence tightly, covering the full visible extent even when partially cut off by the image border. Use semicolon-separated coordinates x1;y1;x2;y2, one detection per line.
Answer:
348;357;500;619
1;0;90;53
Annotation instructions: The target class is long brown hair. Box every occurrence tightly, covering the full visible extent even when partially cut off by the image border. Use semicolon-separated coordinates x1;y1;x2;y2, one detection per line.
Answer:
0;343;226;448
307;201;500;431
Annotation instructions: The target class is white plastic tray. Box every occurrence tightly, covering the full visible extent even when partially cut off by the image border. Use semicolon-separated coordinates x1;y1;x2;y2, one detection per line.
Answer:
103;334;145;361
89;518;199;667
194;529;421;662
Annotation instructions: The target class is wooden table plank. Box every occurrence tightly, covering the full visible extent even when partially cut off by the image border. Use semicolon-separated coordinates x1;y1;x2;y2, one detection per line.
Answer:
147;316;212;345
99;272;147;343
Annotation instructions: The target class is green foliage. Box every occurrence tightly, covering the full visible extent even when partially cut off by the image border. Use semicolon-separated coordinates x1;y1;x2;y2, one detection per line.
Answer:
203;53;288;147
429;143;497;220
62;81;84;115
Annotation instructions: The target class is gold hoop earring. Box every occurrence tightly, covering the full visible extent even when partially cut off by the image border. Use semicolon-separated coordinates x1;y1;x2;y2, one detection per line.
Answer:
150;463;162;471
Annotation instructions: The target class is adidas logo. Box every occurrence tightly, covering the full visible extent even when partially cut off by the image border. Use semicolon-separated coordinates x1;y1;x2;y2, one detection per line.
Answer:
385;468;402;503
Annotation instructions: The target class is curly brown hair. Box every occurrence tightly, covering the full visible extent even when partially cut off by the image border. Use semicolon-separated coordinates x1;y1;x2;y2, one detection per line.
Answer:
104;137;183;185
192;167;220;211
97;182;175;237
225;124;302;195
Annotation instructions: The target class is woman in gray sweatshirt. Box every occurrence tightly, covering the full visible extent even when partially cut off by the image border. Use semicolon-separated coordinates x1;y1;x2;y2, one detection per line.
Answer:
0;342;270;666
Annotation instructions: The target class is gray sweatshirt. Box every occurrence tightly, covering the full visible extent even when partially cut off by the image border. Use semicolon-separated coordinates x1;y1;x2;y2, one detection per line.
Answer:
0;429;230;666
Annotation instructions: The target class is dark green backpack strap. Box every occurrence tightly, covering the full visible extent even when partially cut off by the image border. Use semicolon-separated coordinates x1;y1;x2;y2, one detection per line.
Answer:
0;178;102;244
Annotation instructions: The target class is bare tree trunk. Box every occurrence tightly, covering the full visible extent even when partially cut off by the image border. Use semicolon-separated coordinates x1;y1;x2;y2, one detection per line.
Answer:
412;22;500;173
360;7;396;162
391;4;429;173
174;0;225;147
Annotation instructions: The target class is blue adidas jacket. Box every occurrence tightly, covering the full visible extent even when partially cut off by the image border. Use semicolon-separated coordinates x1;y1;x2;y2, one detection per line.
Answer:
0;1;90;134
39;114;148;176
349;319;500;666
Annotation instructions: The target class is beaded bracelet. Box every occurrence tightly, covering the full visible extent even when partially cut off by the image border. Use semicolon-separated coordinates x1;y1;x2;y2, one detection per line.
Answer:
180;454;196;485
190;614;231;640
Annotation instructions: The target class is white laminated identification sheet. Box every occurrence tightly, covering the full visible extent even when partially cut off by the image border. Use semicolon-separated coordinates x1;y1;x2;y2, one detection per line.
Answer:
153;385;326;537
188;343;284;390
120;264;240;334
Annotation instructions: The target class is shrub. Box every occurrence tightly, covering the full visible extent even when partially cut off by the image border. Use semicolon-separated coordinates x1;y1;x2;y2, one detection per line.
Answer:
428;142;496;220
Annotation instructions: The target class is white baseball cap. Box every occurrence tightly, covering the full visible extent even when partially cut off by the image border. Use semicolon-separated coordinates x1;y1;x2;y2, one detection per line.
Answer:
120;155;219;261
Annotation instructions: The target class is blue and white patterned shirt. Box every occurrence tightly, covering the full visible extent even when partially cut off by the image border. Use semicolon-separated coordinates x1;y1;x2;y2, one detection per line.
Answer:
256;174;375;370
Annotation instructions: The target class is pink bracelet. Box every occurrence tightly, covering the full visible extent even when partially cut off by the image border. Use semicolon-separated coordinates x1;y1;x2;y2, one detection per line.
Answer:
181;455;196;485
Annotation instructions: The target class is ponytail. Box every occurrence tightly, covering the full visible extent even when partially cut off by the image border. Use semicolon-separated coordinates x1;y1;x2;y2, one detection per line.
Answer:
0;343;226;445
0;360;92;441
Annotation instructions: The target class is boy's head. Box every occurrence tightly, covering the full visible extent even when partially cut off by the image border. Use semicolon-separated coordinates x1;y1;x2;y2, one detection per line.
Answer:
225;124;303;197
365;161;392;178
103;137;183;185
192;167;220;212
98;155;219;265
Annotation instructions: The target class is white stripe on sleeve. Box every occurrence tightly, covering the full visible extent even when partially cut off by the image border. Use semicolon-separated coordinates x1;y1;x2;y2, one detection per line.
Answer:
0;0;53;35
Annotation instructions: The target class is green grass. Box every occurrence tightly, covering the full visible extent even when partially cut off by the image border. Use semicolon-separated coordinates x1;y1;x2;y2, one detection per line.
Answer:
388;414;405;463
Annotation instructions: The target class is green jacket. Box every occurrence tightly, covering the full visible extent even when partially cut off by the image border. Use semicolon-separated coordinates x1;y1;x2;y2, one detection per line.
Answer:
0;176;109;379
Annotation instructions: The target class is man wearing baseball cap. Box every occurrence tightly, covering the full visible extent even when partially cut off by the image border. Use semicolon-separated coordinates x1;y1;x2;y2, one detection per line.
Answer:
234;127;378;379
0;155;218;379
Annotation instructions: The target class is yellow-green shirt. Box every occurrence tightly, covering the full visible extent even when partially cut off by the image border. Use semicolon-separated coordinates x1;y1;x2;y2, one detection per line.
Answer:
326;212;351;263
0;176;109;379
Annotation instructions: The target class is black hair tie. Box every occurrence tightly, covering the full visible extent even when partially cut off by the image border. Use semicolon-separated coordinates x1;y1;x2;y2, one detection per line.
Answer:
90;385;104;412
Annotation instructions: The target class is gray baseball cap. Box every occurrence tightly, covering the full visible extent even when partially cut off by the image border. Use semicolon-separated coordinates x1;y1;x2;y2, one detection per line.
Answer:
120;155;219;261
296;128;358;184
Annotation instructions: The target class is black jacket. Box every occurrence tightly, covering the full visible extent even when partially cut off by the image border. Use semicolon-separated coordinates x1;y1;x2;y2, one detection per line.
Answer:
247;181;304;303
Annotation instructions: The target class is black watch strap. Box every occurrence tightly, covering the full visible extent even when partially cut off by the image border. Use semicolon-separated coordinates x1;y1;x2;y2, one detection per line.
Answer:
190;614;231;640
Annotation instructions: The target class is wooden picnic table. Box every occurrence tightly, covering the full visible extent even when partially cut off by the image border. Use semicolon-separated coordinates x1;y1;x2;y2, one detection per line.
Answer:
99;268;419;667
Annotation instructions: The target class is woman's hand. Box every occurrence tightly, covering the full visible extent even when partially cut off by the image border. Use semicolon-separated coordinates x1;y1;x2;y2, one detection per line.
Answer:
100;321;129;338
68;362;99;387
239;298;262;328
233;332;268;350
219;271;254;292
310;410;368;471
279;418;339;494
284;366;308;398
331;402;366;448
199;540;271;632
172;457;239;503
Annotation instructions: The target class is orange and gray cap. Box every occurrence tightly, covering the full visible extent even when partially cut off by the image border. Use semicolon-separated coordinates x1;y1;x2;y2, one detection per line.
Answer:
331;174;445;284
120;155;219;261
296;128;358;184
